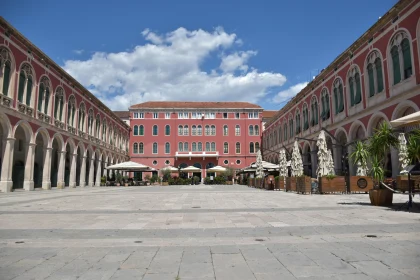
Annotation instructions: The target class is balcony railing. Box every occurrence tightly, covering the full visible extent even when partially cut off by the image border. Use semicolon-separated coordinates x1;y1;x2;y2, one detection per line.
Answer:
175;151;219;159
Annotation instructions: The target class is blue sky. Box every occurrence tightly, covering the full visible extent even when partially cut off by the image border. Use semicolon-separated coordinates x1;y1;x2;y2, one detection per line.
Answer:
4;0;397;111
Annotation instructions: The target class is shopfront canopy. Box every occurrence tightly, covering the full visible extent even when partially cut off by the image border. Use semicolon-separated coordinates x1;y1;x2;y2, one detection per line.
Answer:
105;161;152;171
390;111;420;128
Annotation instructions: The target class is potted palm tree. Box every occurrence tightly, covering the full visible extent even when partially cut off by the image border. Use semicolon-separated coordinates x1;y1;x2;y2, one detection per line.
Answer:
349;141;373;193
368;122;398;206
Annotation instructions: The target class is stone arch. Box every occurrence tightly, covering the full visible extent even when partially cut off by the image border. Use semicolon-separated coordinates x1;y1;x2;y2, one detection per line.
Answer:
0;111;13;138
334;128;348;176
367;111;389;136
13;120;34;143
348;120;367;142
50;133;65;188
33;128;50;188
12;121;34;190
0;112;13;191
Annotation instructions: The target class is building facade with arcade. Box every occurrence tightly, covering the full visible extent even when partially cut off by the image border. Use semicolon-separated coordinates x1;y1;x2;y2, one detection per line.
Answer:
262;0;420;178
129;102;262;179
0;17;130;192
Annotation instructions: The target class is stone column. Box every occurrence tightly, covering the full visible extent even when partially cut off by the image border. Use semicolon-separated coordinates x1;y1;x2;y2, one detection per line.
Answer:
42;147;52;190
79;156;87;187
0;138;15;193
310;150;318;178
88;157;95;187
69;153;77;188
95;159;102;187
23;142;36;191
57;151;66;189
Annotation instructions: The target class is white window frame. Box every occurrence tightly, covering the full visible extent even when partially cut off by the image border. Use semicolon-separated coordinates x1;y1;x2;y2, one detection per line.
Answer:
153;112;158;119
165;112;171;119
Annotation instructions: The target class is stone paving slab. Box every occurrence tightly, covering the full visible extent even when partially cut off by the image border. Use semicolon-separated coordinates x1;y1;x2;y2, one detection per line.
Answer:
0;185;419;279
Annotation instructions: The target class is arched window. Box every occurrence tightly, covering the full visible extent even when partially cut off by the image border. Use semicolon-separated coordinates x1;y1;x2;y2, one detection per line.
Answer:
235;125;240;136
139;125;144;136
255;142;260;152
236;142;241;154
139;142;144;154
250;142;255;153
153;142;158;154
320;90;329;121
134;125;139;135
165;142;170;154
37;77;51;115
278;128;281;144
224;142;228;153
0;47;12;96
211;125;216;135
197;125;202;136
184;142;189;151
205;142;210;151
192;142;197;151
401;38;412;79
67;96;76;127
390;32;413;84
205;125;210;135
88;109;94;136
198;142;203;151
249;125;254;136
54;87;65;122
153;125;158;136
78;103;86;132
366;51;385;97
211;142;216;151
223;125;228;136
254;125;259;136
17;63;34;107
295;111;301;134
347;67;362;107
183;125;189;136
333;79;344;114
178;142;183;152
165;125;170;136
192;125;197;136
133;143;138;154
102;119;107;141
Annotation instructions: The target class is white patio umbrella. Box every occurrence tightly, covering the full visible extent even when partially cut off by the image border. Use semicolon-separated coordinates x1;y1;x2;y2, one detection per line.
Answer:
291;141;303;177
390;111;420;128
255;150;264;178
207;165;227;172
105;161;152;171
160;165;179;173
316;131;330;177
181;166;201;172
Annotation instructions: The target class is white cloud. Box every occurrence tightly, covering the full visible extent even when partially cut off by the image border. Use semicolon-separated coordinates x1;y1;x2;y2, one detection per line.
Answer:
271;82;308;104
219;50;257;73
72;49;84;55
63;27;287;110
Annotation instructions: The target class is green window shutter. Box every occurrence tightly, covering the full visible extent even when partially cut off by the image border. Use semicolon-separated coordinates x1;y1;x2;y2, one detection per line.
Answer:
391;46;401;84
38;84;44;111
355;73;362;104
401;39;412;79
54;96;59;119
2;61;11;96
26;77;32;106
320;96;325;120
44;88;50;114
134;126;138;135
367;64;375;97
140;125;144;135
338;85;344;112
315;102;319;124
333;88;338;114
326;94;330;118
72;106;76;125
349;78;355;107
59;99;63;121
375;58;384;93
18;72;25;102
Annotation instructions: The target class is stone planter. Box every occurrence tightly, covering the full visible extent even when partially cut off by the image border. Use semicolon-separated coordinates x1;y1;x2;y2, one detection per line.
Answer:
296;176;311;194
396;175;415;193
318;176;346;193
369;188;393;206
285;177;296;192
349;176;373;193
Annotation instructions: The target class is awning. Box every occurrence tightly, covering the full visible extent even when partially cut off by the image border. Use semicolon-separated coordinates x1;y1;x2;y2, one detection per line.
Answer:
390;111;420;128
106;161;152;171
181;166;201;172
207;165;227;172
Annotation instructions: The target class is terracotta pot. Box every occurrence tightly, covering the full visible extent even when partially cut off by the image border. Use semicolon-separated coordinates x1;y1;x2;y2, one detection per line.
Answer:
369;188;393;206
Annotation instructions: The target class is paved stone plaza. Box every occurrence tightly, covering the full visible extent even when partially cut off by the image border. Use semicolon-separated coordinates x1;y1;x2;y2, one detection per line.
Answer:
0;185;419;280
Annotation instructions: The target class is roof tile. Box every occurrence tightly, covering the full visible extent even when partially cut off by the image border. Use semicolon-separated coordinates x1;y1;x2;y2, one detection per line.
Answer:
130;101;262;110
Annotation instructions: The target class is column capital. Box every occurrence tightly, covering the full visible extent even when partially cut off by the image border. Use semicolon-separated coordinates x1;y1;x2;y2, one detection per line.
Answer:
6;137;16;141
28;142;37;147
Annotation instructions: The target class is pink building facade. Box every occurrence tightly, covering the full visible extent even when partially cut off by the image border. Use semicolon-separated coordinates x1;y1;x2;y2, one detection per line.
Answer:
129;102;262;179
262;0;420;178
